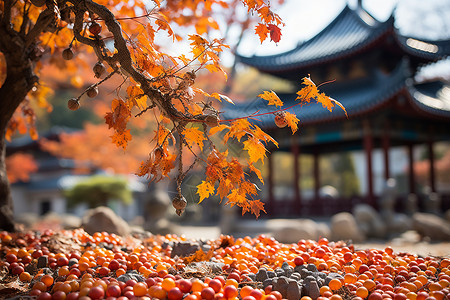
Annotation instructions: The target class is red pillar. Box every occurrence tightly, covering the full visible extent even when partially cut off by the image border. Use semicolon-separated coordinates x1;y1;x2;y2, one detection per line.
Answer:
267;152;275;214
363;120;375;207
382;124;390;181
313;149;320;201
428;139;436;193
407;143;416;195
291;140;301;214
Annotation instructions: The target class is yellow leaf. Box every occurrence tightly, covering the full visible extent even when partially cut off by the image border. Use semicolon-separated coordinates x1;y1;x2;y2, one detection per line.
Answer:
243;137;266;163
197;181;215;203
209;124;229;136
110;129;132;150
296;77;317;103
249;163;264;184
249;199;266;219
183;127;206;150
331;97;348;117
317;92;335;112
258;90;283;107
284;112;299;134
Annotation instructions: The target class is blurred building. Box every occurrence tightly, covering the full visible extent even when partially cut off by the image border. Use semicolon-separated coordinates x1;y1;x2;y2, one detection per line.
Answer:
227;2;450;216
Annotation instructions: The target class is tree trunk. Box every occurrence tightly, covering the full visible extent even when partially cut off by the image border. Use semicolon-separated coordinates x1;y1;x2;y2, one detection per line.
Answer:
0;25;38;231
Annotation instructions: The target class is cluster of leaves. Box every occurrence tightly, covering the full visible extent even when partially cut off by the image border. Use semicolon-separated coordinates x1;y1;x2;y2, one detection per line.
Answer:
5;153;38;184
2;0;344;217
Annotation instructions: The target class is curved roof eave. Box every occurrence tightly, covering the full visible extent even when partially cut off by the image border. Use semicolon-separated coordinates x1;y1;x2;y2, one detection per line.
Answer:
221;60;410;128
236;5;394;73
407;82;450;119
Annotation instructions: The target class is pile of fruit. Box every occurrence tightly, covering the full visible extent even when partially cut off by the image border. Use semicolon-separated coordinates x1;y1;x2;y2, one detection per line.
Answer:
0;229;449;300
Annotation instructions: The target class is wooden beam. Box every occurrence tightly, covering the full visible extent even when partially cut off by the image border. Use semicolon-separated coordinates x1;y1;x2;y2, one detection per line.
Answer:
407;143;415;195
428;139;436;193
363;119;375;207
291;138;301;214
313;148;320;201
267;152;275;214
382;122;390;181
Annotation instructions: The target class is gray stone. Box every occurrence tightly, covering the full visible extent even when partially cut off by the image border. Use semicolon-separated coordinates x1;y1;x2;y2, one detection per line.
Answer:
353;204;386;239
412;213;450;241
330;212;365;242
82;206;130;236
387;213;412;236
286;280;302;300
306;264;318;272
271;219;330;243
308;280;320;300
263;278;273;289
256;268;268;282
273;276;289;299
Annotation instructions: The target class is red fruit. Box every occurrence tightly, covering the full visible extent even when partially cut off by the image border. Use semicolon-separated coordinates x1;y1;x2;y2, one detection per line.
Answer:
223;285;238;298
6;254;17;263
201;287;216;300
98;267;110;276
106;284;121;297
176;278;192;293
249;289;264;300
208;279;222;293
109;259;120;270
227;272;240;282
168;287;184;300
274;111;287;128
32;250;43;259
66;292;79;300
89;286;105;299
359;264;369;274
146;277;157;288
37;292;52;300
11;265;24;275
89;22;102;35
57;256;69;266
51;291;66;300
293;256;304;266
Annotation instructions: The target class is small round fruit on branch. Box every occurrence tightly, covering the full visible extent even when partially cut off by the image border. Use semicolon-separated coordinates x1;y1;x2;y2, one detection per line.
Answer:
67;98;80;111
89;22;102;36
62;48;74;61
86;86;98;98
274;111;288;128
93;62;106;78
30;0;46;7
172;195;187;216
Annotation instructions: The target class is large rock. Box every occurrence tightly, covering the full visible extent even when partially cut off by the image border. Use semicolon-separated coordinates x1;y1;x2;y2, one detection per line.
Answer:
330;212;365;242
271;219;330;243
353;204;386;239
412;213;450;241
82;206;130;236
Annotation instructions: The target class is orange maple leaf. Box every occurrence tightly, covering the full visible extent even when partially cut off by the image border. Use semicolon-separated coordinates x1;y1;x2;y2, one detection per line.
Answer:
183;127;206;150
249;200;266;219
258;90;283;107
110;129;132;150
197;180;215;203
284;112;299;134
268;24;282;43
243;137;266;164
255;23;269;43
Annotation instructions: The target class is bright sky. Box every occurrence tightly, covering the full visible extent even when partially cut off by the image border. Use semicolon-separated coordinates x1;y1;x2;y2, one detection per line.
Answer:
234;0;450;55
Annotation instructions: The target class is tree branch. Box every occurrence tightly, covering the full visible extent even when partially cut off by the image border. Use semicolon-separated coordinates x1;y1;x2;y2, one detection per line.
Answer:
25;7;54;48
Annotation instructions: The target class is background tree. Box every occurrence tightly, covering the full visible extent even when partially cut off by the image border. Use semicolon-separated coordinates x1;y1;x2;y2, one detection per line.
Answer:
0;0;342;231
64;175;132;208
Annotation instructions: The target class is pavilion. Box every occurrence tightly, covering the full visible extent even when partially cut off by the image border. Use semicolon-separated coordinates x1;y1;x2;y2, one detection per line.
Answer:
225;2;450;216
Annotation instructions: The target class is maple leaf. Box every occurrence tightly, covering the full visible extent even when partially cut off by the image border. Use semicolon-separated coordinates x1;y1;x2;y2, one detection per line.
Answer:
317;92;335;112
331;98;348;117
104;99;131;132
197;181;215;203
224;119;252;142
225;189;247;207
268;24;282;43
249;163;264;184
296;77;317;103
216;179;231;201
258;90;283;107
110;129;132;150
255;23;269;43
243;137;266;163
209;124;230;136
183;127;206;150
284;112;299;134
249;200;266;219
